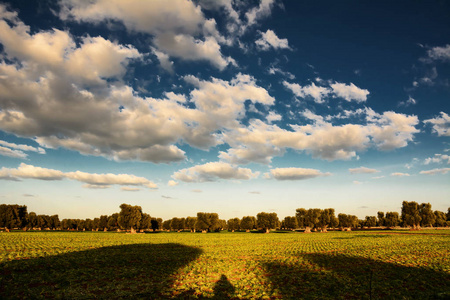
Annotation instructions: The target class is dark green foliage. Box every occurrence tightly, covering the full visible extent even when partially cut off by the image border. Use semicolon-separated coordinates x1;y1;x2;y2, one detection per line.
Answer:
401;201;422;229
338;213;358;228
364;216;377;228
419;203;436;227
240;216;256;231
195;212;219;232
107;213;119;231
384;212;400;228
140;213;152;230
99;215;108;230
377;211;385;227
256;212;279;232
318;208;337;231
118;204;142;232
162;219;172;231
171;217;185;231
0;204;28;229
185;217;196;232
282;216;298;230
434;211;447;227
227;218;240;231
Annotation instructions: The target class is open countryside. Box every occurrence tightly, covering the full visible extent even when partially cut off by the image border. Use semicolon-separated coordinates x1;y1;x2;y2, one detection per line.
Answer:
1;202;450;299
1;0;450;299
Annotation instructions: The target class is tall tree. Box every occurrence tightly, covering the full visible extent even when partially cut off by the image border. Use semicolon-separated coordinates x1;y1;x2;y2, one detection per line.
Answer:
240;216;256;232
303;208;322;233
118;204;142;233
364;216;377;228
107;213;119;231
185;217;197;232
283;216;298;230
140;213;152;231
318;208;337;232
338;213;358;230
384;212;400;228
256;212;279;233
433;211;447;227
196;213;219;232
295;208;307;228
377;211;385;227
419;203;435;227
227;218;240;232
401;201;421;230
99;215;108;231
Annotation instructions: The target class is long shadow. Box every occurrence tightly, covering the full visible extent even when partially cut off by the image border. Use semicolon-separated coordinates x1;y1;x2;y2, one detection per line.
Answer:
264;252;450;299
0;243;202;299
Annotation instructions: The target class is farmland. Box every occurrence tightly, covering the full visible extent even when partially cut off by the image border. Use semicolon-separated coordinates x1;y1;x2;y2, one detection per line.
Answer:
1;230;449;299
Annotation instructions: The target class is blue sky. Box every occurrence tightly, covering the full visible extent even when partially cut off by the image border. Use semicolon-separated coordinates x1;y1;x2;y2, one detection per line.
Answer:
0;0;449;220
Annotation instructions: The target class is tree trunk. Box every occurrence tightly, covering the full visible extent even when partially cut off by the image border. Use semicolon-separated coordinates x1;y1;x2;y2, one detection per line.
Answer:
5;228;10;232
321;225;328;233
246;229;250;232
104;228;107;232
130;227;136;234
264;228;270;234
202;230;207;233
304;227;311;233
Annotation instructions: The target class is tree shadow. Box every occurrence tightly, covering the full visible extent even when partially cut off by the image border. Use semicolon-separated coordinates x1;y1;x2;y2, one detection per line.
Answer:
264;252;450;299
0;243;202;299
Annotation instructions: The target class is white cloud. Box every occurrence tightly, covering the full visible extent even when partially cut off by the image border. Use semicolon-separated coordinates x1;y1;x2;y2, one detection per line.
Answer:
426;44;450;62
0;140;45;154
283;81;331;103
245;0;276;27
168;180;179;187
424;112;450;137
266;111;282;123
172;162;259;182
283;80;369;104
424;154;450;165
255;29;290;51
220;109;419;164
330;82;370;102
349;166;380;174
391;172;410;177
0;163;65;181
265;167;331;180
420;168;450;175
0;163;158;188
353;181;363;185
59;0;234;70
0;146;27;159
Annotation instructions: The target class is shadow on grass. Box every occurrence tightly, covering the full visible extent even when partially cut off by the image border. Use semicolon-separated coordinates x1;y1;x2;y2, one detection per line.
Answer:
264;252;450;299
0;243;202;299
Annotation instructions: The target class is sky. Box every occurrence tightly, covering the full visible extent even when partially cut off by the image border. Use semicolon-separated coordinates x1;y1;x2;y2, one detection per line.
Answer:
0;0;449;221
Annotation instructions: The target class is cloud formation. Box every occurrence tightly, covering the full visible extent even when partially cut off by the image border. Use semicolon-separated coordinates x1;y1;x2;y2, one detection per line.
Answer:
255;29;290;51
420;168;450;175
265;167;331;180
424;112;450;136
0;163;157;189
349;166;380;174
172;162;259;183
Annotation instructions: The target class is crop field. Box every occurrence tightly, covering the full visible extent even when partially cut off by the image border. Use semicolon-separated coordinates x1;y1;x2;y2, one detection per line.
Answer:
1;230;449;299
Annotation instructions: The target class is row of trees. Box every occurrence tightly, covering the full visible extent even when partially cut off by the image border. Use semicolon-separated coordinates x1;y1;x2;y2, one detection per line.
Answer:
1;201;450;232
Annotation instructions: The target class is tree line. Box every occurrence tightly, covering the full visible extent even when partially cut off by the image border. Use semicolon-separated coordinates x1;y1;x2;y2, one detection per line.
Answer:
1;201;449;233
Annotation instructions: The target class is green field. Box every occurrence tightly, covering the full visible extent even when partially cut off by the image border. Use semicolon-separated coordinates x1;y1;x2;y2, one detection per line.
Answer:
1;230;449;299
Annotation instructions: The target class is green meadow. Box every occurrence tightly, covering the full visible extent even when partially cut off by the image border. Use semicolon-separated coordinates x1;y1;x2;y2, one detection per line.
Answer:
1;230;449;299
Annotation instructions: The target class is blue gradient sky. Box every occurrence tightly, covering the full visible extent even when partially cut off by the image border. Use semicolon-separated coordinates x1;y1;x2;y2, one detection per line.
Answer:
0;0;449;220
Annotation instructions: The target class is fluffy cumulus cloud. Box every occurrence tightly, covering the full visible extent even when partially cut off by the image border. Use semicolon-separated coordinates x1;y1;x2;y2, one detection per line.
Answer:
424;112;450;136
0;163;157;189
172;162;259;183
424;154;450;165
255;29;290;51
265;167;331;180
0;5;278;164
283;81;369;103
59;0;234;70
349;166;380;174
330;82;370;103
420;168;450;175
426;44;450;62
220;108;419;164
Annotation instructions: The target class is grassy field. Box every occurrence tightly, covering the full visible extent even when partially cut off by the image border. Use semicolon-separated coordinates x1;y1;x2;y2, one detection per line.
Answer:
1;230;449;299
